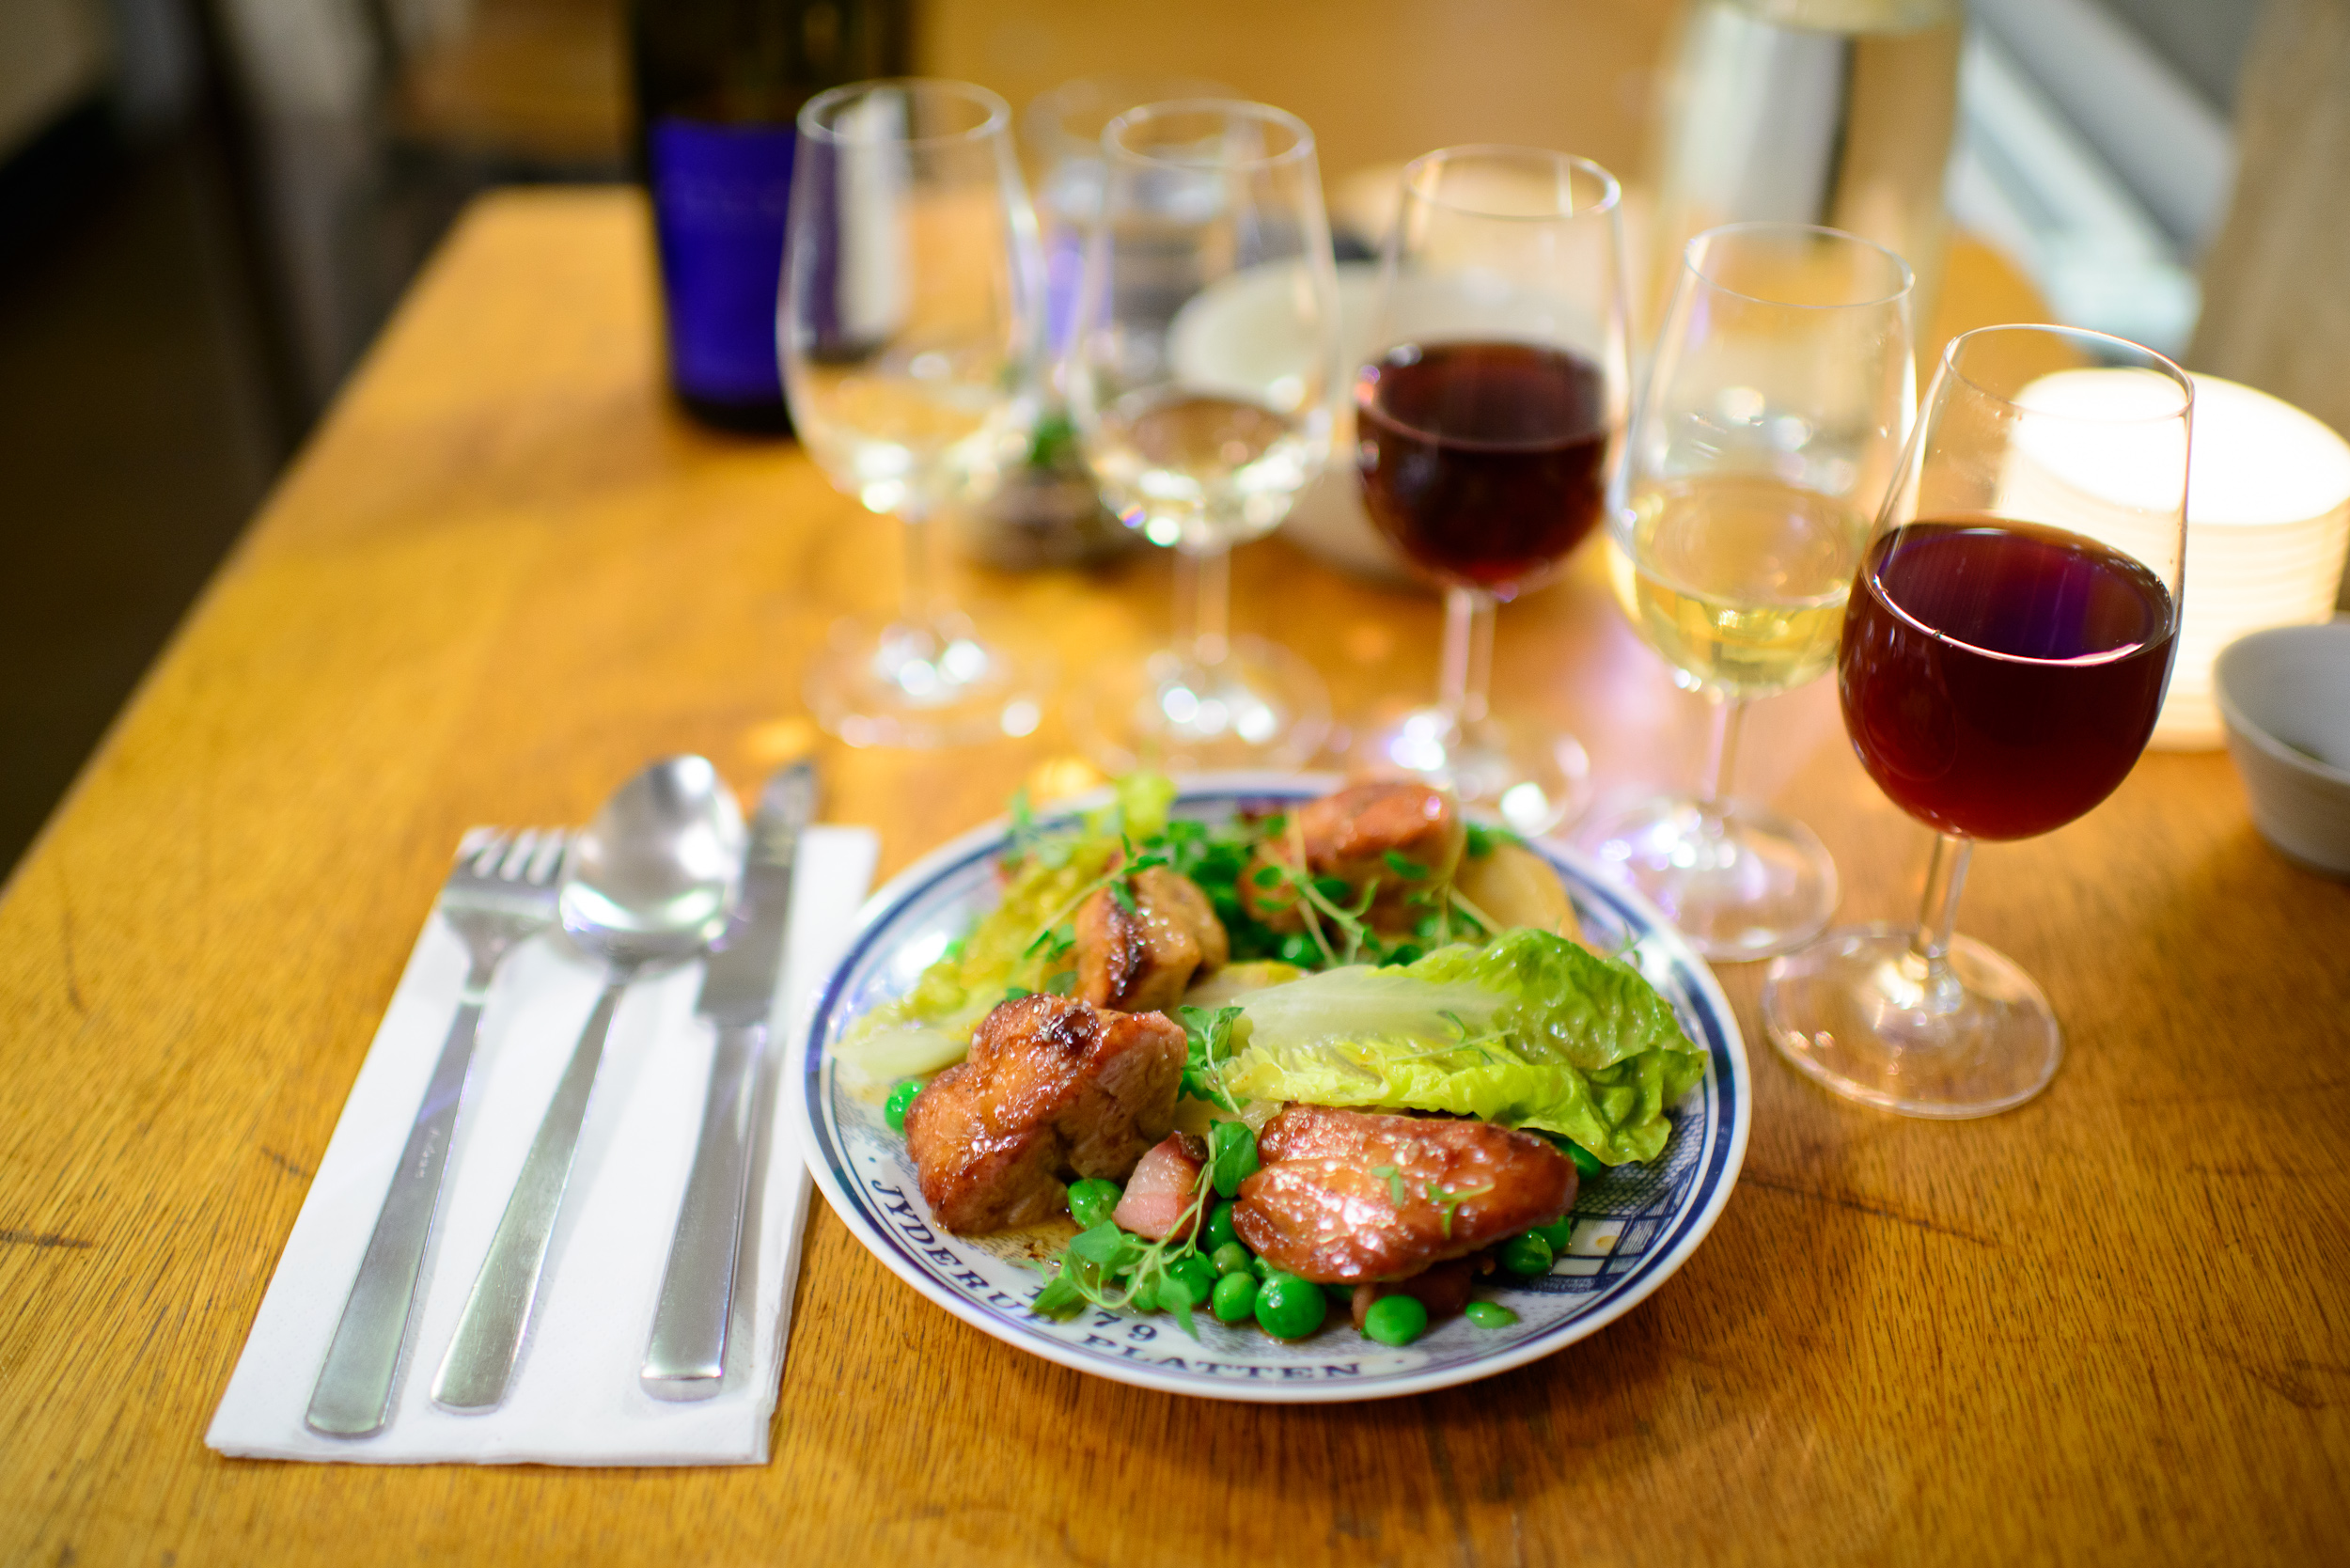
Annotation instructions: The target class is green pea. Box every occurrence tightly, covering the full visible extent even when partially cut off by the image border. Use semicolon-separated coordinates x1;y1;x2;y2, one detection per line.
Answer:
1363;1294;1429;1346
1277;933;1320;967
1465;1301;1519;1329
1563;1140;1605;1179
1528;1217;1574;1253
1204;1200;1241;1252
884;1078;922;1134
1250;1253;1277;1281
1066;1178;1121;1231
1253;1273;1328;1340
1497;1231;1554;1278
1211;1271;1259;1325
1211;1241;1254;1277
1162;1252;1217;1308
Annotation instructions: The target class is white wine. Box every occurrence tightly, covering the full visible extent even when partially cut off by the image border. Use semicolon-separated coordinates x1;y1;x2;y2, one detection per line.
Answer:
1622;476;1871;698
1088;388;1324;550
791;353;1017;516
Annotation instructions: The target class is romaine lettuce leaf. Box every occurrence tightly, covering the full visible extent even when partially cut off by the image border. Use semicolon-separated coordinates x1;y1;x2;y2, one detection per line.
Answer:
1222;929;1706;1164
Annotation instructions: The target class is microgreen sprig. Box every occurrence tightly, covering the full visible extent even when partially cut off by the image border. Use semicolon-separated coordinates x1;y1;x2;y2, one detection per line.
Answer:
1031;1158;1217;1335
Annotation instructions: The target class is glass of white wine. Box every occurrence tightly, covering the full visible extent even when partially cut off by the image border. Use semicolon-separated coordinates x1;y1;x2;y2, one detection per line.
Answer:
1065;99;1340;770
1580;223;1914;959
782;78;1044;747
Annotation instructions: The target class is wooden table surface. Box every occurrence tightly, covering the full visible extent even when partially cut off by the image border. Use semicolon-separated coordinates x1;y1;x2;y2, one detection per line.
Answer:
2;189;2344;1565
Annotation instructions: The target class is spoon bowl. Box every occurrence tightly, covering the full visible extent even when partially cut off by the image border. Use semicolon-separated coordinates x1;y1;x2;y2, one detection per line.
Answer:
560;756;745;964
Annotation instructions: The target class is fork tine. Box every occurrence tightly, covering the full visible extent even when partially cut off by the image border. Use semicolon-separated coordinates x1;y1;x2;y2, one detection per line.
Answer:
525;829;570;886
462;829;513;876
456;825;497;863
495;829;543;881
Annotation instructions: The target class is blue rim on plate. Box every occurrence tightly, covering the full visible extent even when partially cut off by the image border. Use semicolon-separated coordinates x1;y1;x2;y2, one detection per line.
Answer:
790;773;1748;1403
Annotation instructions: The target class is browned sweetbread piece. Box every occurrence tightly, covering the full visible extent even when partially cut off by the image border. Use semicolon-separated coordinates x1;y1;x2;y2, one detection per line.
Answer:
1238;781;1465;933
1234;1104;1575;1282
1075;865;1230;1013
903;995;1185;1233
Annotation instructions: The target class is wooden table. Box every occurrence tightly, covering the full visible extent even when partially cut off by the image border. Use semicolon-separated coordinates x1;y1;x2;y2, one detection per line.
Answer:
2;189;2343;1565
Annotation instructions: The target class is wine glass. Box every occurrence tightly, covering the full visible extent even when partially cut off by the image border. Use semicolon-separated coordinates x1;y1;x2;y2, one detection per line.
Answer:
782;79;1044;748
1351;147;1632;836
1024;74;1232;356
1763;324;2192;1117
1581;223;1915;959
1065;100;1340;770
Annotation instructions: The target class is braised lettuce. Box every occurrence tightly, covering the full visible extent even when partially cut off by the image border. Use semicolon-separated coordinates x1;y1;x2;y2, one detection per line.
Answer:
1222;929;1706;1164
834;774;1174;1083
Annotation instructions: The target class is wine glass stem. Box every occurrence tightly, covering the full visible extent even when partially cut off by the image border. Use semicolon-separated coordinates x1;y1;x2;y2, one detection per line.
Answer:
900;509;938;629
1696;695;1749;812
1905;831;1974;1011
1174;540;1231;668
1439;586;1496;732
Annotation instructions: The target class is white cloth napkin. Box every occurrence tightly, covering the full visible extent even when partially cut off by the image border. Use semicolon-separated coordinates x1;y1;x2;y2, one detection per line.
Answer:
208;826;878;1466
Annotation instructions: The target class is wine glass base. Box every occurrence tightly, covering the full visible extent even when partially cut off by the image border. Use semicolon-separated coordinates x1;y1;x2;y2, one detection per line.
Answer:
1762;923;2062;1118
806;615;1043;749
1576;794;1838;961
1350;707;1590;836
1075;636;1331;772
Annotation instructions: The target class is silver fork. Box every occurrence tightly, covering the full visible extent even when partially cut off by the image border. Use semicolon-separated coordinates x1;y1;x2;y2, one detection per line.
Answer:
305;827;570;1438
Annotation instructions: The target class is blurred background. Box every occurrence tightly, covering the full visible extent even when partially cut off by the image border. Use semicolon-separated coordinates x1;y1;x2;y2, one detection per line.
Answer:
0;0;2320;869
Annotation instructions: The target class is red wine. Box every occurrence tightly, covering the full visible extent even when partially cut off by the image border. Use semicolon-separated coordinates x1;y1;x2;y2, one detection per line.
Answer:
1355;341;1612;596
1840;518;2176;840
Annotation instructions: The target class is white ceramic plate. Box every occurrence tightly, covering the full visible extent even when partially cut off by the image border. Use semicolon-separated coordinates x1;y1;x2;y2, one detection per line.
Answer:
791;774;1748;1403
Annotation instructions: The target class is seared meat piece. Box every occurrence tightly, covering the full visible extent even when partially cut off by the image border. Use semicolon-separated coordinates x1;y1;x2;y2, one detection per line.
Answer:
1110;1132;1207;1241
1075;866;1230;1012
1240;781;1466;933
903;996;1185;1233
1350;1256;1486;1330
1234;1105;1575;1283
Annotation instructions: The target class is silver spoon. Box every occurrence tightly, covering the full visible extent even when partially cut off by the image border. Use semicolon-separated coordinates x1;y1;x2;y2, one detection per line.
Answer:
431;756;744;1413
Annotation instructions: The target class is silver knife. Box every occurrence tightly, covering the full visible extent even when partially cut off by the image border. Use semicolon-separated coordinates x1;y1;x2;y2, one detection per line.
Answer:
640;760;816;1399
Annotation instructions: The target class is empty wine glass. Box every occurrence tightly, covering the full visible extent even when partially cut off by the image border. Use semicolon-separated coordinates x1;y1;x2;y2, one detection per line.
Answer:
1024;74;1232;356
1066;99;1340;771
782;78;1044;747
1763;324;2192;1117
1581;223;1915;959
1351;147;1632;836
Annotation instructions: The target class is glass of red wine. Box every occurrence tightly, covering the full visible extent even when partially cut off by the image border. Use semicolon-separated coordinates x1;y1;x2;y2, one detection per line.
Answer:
1352;147;1631;834
1762;324;2193;1117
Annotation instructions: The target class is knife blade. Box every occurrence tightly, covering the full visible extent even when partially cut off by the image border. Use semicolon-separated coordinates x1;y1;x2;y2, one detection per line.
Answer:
640;760;816;1399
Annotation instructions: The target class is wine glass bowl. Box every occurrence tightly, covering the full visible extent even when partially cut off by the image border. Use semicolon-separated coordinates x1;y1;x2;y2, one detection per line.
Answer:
1763;324;2192;1118
1351;147;1633;836
782;78;1045;747
1580;223;1915;959
1067;99;1340;770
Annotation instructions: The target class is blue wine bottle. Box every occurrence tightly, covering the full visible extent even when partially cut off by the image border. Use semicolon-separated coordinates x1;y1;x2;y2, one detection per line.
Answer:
629;0;908;434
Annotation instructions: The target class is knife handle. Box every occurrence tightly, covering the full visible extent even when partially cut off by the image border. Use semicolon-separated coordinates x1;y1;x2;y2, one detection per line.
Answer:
641;1020;762;1398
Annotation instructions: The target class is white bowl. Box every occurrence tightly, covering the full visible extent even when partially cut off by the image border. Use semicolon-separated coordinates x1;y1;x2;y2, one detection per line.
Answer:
2214;619;2350;877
